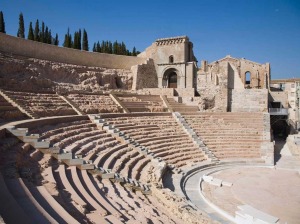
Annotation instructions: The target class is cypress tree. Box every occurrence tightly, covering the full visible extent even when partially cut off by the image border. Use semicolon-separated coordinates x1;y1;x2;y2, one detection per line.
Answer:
101;41;104;53
48;30;52;44
34;19;40;41
92;43;96;52
54;33;59;45
63;34;68;47
113;41;118;54
78;29;82;50
63;28;73;48
96;41;101;52
27;22;34;40
17;13;25;38
44;26;48;43
73;31;78;49
108;41;113;54
82;29;89;51
121;42;126;55
0;11;6;33
132;47;137;56
45;27;52;44
40;21;45;42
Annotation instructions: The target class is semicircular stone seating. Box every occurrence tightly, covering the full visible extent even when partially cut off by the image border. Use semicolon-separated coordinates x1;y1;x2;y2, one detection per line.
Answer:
181;112;265;159
0;94;27;123
3;90;77;117
0;120;184;223
67;93;121;114
101;113;207;168
32;117;152;181
117;94;166;112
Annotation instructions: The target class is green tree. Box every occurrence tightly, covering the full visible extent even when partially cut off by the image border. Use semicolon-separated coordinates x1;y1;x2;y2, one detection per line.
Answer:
113;41;118;54
92;43;96;52
27;22;34;40
34;19;40;41
108;41;113;54
54;33;59;45
121;42;126;55
63;28;73;48
73;30;82;50
44;26;48;43
45;27;52;44
78;29;81;50
63;34;69;47
132;46;137;56
82;29;89;51
73;31;78;49
48;30;52;44
17;13;25;38
0;11;6;33
40;21;45;42
96;41;101;52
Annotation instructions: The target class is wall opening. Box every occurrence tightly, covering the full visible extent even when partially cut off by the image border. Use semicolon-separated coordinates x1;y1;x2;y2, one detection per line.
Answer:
162;68;179;88
169;55;174;63
168;72;177;88
245;71;251;85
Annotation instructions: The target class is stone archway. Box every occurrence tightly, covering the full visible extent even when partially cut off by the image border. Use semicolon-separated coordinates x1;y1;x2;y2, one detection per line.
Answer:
163;68;179;88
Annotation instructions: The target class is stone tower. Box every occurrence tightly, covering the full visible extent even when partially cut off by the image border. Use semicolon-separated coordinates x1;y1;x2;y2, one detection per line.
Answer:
138;36;197;89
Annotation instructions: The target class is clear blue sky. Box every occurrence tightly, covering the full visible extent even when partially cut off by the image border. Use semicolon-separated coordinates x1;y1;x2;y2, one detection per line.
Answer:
1;0;300;79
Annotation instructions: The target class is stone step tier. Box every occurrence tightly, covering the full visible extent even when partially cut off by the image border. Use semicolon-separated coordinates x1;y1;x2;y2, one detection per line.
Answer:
5;125;151;195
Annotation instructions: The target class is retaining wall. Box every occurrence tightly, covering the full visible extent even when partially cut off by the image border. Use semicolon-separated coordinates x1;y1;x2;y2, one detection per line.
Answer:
0;33;146;70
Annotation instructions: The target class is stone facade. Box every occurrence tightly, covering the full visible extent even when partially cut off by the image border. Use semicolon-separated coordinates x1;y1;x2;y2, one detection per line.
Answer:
230;89;268;112
138;36;197;89
197;55;271;112
131;59;158;90
0;33;273;114
270;78;300;130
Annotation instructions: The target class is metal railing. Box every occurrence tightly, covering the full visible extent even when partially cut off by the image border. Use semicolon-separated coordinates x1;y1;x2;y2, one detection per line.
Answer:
269;108;288;115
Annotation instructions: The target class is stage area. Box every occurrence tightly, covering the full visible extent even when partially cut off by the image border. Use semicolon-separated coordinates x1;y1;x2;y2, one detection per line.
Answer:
202;167;300;224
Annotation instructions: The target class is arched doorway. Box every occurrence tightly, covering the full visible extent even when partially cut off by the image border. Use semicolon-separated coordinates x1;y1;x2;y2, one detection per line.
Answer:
162;68;179;88
168;72;177;88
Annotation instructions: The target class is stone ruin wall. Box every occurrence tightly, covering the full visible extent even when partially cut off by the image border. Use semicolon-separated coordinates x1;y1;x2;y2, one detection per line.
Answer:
0;52;134;93
0;33;159;93
131;59;158;90
230;89;268;112
196;60;229;112
196;56;270;113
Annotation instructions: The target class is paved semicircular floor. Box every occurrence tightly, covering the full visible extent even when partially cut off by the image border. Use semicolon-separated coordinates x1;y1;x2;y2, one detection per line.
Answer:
201;167;300;224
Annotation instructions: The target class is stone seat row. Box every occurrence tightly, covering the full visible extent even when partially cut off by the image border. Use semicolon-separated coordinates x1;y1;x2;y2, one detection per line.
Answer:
6;123;151;194
181;113;267;160
1;148;175;224
41;122;151;182
97;113;207;168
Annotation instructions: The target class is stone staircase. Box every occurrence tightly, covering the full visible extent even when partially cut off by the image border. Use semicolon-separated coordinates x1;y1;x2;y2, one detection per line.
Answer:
109;93;130;113
173;112;219;162
58;95;85;115
166;97;199;112
0;89;39;119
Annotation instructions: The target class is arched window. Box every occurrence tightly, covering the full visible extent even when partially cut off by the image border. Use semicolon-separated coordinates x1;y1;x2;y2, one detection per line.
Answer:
245;71;251;85
169;55;174;63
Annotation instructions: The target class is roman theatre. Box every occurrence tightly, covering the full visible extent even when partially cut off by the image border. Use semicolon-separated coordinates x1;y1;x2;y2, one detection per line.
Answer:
0;33;299;224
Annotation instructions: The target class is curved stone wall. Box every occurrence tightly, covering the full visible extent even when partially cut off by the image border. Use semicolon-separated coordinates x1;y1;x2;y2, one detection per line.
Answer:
0;33;146;70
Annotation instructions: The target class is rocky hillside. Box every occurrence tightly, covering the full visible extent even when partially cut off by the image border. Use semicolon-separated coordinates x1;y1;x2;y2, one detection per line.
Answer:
0;52;133;93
